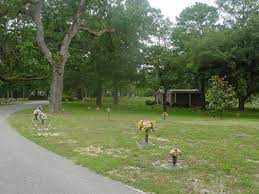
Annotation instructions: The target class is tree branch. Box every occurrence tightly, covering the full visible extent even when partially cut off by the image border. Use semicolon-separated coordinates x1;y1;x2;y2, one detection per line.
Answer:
31;0;54;66
0;74;50;83
79;27;115;37
60;0;86;64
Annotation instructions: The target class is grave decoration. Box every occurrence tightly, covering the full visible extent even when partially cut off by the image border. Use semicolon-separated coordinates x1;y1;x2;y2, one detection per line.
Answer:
169;148;181;166
137;120;157;143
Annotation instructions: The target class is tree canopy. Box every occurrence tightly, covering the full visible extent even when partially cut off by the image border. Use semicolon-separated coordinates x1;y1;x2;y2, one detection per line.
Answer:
0;0;258;111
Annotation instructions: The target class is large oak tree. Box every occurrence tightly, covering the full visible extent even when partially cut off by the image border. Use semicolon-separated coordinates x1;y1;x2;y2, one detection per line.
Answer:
26;0;113;112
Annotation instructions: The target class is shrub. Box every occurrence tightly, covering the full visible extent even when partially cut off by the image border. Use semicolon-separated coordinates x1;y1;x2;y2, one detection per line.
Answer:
62;95;78;102
206;75;237;118
0;98;28;105
144;89;155;97
145;100;156;106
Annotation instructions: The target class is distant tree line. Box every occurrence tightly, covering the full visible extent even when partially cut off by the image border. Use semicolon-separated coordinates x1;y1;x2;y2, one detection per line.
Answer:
0;0;258;111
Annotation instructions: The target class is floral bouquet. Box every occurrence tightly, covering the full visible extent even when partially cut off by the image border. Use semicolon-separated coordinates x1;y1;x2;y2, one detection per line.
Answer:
169;148;181;166
137;120;157;143
33;108;47;125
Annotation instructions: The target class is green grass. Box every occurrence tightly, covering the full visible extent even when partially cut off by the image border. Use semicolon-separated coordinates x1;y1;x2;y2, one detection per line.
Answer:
8;97;259;193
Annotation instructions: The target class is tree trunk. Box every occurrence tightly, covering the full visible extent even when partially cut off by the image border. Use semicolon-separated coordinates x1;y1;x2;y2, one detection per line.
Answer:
238;91;254;112
49;64;64;113
76;88;83;100
238;98;245;111
31;0;87;113
200;76;206;109
22;87;25;98
112;83;119;105
96;81;103;107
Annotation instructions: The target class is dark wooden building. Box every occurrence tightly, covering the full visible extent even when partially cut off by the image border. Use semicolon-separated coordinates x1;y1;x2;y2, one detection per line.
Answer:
155;89;202;108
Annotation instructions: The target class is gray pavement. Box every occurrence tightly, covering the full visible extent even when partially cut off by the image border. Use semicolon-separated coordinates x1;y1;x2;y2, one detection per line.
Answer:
0;101;143;194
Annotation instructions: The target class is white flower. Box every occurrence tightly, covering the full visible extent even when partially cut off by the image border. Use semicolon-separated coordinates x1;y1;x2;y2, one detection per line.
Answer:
33;109;41;115
38;112;47;120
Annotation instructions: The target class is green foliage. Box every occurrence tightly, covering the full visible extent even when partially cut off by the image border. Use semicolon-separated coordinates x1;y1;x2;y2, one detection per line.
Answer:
0;0;258;110
62;95;78;102
177;2;219;35
172;2;219;52
0;98;28;105
144;99;156;106
216;0;259;25
206;76;237;115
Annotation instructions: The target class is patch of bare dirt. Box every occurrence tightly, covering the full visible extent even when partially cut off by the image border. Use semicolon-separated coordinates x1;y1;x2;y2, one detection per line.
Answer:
150;136;170;143
107;166;142;183
37;132;60;137
247;159;259;164
73;145;130;158
184;178;227;194
73;146;103;156
151;159;187;169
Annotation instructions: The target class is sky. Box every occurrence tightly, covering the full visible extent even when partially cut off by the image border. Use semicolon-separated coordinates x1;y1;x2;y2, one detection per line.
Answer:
148;0;216;21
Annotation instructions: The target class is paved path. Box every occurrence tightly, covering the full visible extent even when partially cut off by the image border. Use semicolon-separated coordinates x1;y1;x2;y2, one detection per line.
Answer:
0;101;142;194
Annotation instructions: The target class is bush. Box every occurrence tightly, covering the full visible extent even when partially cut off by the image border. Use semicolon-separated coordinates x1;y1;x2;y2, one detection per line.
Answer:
145;100;156;106
0;98;28;105
82;97;91;102
29;96;47;100
144;89;155;97
206;75;237;118
62;95;78;102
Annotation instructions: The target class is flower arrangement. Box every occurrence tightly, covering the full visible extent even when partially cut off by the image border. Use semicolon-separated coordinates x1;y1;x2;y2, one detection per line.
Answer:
39;112;47;121
33;107;47;125
137;120;157;143
169;148;182;166
33;109;42;120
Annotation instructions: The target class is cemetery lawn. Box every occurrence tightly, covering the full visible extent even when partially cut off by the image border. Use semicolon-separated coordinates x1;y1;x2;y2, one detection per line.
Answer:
8;98;259;194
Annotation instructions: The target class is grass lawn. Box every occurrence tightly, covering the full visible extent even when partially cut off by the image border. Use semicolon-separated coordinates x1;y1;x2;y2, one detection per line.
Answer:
8;97;259;193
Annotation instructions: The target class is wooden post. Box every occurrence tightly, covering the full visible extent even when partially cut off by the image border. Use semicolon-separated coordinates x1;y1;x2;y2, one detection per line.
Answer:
172;155;177;166
174;93;177;104
108;112;110;120
145;130;149;143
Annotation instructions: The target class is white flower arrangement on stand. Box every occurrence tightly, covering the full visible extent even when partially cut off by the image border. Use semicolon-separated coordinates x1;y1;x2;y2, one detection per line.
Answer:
33;107;47;125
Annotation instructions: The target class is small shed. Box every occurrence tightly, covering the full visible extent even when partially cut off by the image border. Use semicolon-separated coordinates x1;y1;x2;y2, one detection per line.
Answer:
155;89;202;108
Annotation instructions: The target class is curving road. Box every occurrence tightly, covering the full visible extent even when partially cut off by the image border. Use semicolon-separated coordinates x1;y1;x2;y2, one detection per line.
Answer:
0;101;143;194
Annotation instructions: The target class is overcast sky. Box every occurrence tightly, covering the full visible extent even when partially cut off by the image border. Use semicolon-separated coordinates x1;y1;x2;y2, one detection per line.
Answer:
148;0;216;21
